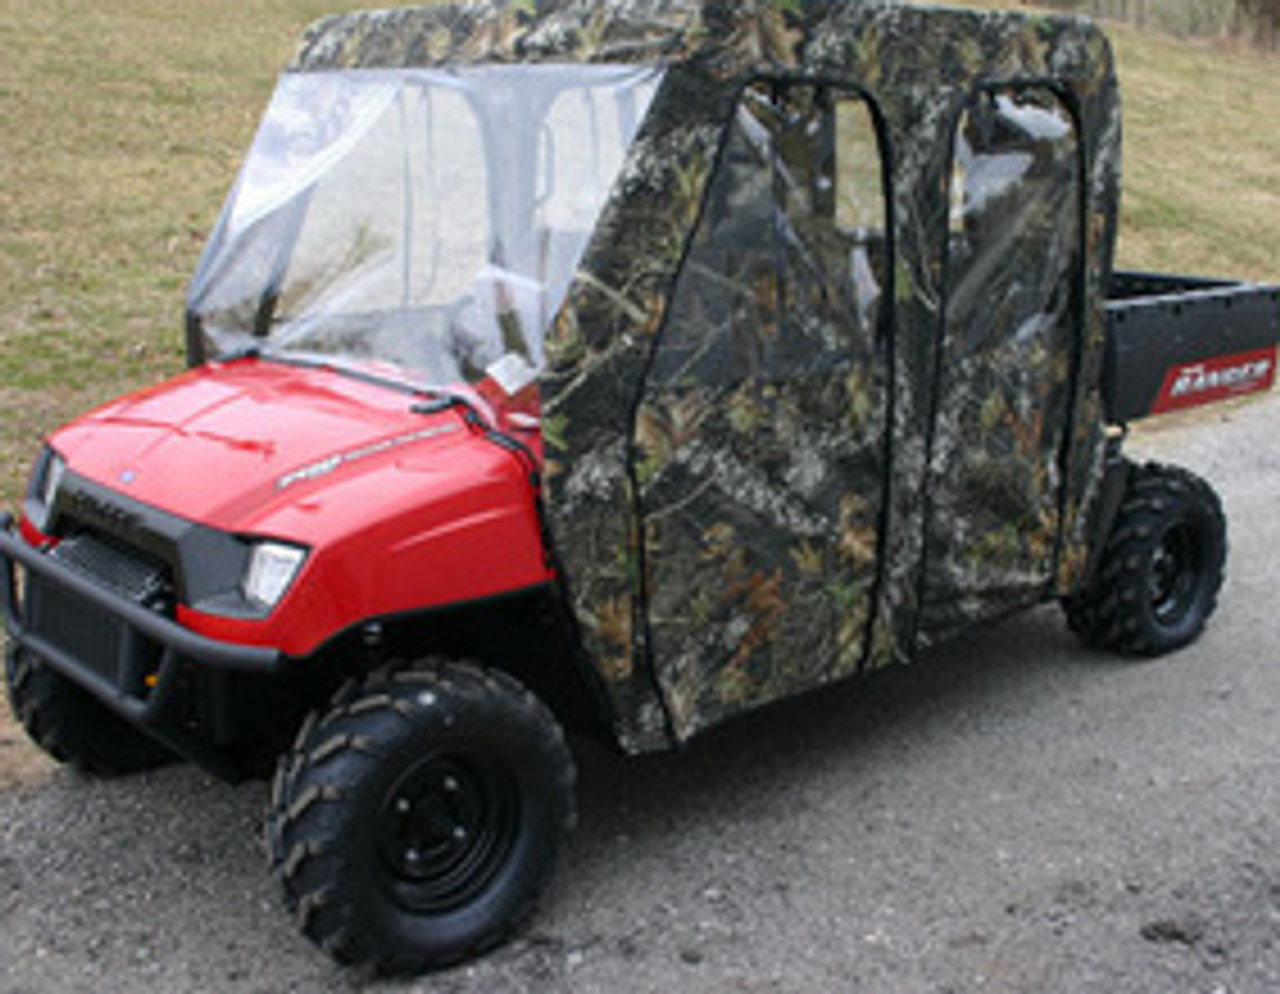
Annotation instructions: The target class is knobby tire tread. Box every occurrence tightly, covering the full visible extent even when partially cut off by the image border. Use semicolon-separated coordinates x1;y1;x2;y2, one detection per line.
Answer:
1064;461;1225;656
4;644;172;776
266;659;575;974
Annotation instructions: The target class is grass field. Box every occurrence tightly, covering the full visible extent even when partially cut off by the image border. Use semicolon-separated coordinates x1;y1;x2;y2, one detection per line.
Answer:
0;3;1278;784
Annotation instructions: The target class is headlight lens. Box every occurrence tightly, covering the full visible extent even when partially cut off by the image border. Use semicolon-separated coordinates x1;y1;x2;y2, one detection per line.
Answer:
38;449;66;509
26;447;66;532
242;542;307;610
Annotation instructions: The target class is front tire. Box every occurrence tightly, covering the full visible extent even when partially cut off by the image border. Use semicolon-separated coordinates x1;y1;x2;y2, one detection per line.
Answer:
1064;461;1226;656
267;661;575;974
4;644;173;776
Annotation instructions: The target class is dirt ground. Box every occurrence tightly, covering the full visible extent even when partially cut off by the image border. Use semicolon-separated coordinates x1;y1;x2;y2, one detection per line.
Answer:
0;690;52;790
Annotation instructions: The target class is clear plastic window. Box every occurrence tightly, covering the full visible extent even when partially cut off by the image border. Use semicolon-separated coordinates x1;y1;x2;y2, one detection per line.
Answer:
946;87;1081;355
653;82;887;388
188;66;662;393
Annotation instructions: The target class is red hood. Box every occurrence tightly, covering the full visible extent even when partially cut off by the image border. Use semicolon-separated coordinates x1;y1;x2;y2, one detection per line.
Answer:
48;358;473;532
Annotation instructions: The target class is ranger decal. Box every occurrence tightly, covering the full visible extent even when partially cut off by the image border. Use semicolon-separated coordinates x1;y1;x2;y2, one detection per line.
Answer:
1153;347;1277;414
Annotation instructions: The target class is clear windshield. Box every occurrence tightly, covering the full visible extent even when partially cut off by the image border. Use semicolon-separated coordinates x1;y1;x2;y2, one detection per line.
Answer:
188;65;662;394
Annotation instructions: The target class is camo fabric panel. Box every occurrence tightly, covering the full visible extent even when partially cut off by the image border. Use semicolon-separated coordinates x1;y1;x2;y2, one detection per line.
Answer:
292;2;704;70
293;2;1123;752
918;87;1083;643
536;73;736;747
636;83;887;739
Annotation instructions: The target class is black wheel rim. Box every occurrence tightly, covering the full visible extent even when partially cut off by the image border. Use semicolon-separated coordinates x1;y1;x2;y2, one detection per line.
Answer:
376;754;519;914
1150;520;1202;627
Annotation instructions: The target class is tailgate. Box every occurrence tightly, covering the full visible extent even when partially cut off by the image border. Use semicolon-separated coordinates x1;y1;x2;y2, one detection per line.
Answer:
1104;271;1280;423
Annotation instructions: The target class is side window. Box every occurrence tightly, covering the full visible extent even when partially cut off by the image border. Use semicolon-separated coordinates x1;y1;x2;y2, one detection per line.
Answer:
530;74;660;335
651;81;887;388
536;82;653;237
946;86;1081;354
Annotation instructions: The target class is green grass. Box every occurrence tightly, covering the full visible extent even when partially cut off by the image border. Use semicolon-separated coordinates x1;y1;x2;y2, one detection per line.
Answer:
0;0;391;503
1;2;1278;509
1114;27;1280;278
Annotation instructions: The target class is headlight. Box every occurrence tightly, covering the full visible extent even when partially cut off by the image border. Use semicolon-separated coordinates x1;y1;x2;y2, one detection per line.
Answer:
25;447;66;532
39;450;66;508
242;541;307;611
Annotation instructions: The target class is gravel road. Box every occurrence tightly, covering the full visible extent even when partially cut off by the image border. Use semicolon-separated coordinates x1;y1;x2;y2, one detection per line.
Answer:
4;393;1280;993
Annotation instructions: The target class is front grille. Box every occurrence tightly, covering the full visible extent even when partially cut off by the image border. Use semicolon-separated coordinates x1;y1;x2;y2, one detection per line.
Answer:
26;575;125;684
49;533;170;608
25;533;171;691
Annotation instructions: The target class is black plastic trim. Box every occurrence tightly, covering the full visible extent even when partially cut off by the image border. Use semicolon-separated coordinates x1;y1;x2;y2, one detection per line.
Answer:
1;514;282;675
1079;441;1131;589
43;470;272;615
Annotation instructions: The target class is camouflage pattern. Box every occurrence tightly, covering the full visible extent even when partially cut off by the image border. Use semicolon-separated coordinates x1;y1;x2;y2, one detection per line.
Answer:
295;1;1122;752
918;86;1084;643
635;83;889;738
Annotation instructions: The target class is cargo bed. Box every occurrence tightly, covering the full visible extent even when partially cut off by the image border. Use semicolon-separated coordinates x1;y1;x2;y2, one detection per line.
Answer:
1104;271;1280;423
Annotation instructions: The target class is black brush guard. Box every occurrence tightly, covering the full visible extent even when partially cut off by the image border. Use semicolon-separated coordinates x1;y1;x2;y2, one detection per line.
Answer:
0;512;282;778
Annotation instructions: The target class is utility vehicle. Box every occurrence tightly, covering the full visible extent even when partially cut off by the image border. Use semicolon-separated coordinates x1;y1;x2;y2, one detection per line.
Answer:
4;0;1278;974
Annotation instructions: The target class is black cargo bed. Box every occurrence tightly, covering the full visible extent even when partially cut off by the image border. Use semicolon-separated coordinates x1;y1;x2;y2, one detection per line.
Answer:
1103;270;1280;423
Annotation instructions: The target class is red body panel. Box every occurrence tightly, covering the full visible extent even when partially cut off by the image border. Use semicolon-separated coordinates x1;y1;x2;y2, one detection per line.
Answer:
44;359;552;658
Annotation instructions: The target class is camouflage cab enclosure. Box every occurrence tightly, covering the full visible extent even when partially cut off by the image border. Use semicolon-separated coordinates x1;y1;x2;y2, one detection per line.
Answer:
283;0;1123;752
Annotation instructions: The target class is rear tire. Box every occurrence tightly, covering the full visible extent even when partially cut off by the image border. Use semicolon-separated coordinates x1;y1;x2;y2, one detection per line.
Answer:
266;660;575;974
4;644;173;775
1063;462;1226;656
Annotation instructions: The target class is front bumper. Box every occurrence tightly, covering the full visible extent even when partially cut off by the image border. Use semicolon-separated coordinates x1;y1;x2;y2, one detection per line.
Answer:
1;512;282;777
